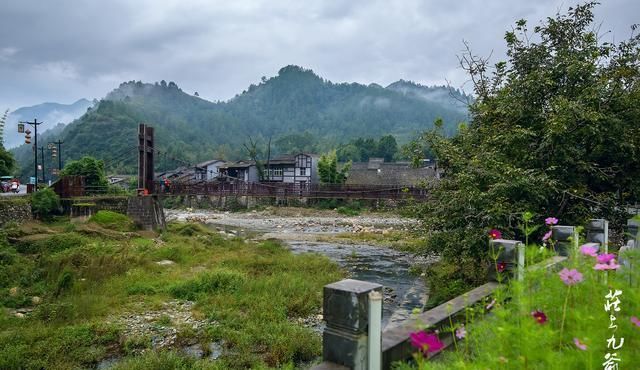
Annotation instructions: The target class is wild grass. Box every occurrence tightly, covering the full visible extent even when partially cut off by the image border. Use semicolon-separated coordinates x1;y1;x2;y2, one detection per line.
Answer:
89;210;135;231
0;218;343;369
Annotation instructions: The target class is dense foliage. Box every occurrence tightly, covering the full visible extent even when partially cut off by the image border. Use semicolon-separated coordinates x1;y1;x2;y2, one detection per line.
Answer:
11;66;468;179
60;156;108;190
318;150;351;184
30;188;60;218
411;3;640;300
336;135;400;162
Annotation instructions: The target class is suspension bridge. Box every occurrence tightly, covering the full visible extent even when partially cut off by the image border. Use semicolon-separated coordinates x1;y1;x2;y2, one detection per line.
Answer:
54;124;429;201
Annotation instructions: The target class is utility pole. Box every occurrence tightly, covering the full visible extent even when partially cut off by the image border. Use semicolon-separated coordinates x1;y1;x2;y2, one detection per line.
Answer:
19;119;44;191
39;146;46;184
49;140;64;177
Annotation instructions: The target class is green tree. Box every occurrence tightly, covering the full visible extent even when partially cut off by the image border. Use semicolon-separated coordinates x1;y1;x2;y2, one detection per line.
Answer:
377;135;398;162
60;156;108;189
31;187;60;218
0;148;15;175
411;2;640;301
318;150;351;184
0;109;15;175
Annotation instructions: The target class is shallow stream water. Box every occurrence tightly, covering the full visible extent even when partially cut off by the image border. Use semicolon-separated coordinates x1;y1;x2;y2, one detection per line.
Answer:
287;241;427;329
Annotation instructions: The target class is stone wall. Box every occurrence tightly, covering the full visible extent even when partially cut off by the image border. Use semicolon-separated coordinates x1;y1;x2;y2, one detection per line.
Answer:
62;196;129;215
127;196;166;230
0;198;32;226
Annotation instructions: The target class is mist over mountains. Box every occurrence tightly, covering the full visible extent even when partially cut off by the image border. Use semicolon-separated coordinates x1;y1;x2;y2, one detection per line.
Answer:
4;99;94;149
10;65;470;179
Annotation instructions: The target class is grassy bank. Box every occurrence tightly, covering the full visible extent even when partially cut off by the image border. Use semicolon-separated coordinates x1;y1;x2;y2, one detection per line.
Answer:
0;214;343;369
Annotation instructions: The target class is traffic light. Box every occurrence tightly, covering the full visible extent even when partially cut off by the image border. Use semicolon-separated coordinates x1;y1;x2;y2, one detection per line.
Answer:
24;129;31;144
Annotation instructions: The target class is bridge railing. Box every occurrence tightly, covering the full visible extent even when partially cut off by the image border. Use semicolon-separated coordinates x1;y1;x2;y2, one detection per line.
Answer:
156;180;428;200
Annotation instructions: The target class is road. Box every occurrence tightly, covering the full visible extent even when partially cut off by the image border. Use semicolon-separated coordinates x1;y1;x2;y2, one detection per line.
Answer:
0;185;27;197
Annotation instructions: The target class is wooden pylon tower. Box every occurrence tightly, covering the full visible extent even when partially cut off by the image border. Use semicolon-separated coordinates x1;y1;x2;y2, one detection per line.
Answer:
138;123;155;194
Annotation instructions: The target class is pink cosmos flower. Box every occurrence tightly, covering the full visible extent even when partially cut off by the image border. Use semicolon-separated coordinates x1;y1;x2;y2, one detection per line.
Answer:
573;338;587;351
579;244;598;257
559;268;583;286
532;310;548;324
410;331;444;355
486;299;496;310
545;217;559;225
496;262;506;273
594;259;621;271
596;253;616;264
455;325;466;339
631;316;640;328
542;230;552;241
489;229;502;240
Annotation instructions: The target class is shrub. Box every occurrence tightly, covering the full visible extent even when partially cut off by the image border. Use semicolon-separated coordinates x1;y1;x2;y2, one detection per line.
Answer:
33;302;76;322
31;188;60;218
169;269;245;300
336;206;360;216
169;222;211;237
89;210;135;231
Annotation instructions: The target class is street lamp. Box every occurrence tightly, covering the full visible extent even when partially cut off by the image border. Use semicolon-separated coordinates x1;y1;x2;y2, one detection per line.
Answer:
18;119;44;191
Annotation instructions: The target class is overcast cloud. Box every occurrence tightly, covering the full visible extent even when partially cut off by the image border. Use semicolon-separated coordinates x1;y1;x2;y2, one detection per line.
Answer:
1;0;637;108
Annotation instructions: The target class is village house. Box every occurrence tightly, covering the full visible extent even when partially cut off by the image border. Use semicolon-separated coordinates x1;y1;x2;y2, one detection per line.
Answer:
219;153;318;186
218;160;260;183
194;159;225;181
261;153;318;187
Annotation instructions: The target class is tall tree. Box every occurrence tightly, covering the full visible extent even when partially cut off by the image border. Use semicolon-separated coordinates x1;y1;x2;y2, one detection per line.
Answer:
318;150;351;184
0;109;16;175
377;135;398;162
410;2;640;300
60;156;108;189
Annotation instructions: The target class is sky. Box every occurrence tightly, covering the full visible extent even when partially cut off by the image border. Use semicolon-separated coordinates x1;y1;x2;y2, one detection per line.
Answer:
1;0;637;109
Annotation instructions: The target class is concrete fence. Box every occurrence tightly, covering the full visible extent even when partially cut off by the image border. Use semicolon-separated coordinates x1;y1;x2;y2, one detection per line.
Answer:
312;217;638;370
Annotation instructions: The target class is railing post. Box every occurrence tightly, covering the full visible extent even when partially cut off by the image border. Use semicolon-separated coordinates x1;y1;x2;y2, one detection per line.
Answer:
585;219;608;253
368;291;382;370
620;218;639;269
321;279;383;369
551;226;577;257
517;241;525;282
488;239;523;282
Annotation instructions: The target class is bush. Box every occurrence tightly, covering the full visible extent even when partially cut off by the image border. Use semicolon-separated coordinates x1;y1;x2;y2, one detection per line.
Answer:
31;188;60;218
169;269;245;300
89;211;135;231
17;232;88;254
33;302;76;322
168;222;211;237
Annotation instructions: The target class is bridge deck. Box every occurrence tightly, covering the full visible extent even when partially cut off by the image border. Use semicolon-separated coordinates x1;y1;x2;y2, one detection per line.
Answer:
159;181;427;200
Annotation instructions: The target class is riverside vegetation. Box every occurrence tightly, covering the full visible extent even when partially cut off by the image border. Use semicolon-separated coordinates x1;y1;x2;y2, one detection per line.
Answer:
399;221;640;369
0;211;343;369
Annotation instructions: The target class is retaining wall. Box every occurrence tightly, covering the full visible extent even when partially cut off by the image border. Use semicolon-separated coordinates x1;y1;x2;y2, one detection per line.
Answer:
0;198;32;226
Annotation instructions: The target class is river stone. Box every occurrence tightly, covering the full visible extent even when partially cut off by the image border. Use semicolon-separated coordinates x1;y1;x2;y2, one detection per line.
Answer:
156;260;176;266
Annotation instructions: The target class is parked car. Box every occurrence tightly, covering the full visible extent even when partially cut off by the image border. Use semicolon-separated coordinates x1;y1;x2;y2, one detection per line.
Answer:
0;176;13;193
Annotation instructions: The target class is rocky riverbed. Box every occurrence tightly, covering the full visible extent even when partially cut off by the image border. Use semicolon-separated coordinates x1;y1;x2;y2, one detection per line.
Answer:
166;207;432;329
165;208;418;238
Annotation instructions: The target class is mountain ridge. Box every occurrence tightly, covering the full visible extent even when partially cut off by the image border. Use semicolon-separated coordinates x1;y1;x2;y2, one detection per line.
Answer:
11;65;469;179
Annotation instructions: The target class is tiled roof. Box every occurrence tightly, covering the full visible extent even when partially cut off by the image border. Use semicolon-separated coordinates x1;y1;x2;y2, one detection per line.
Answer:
346;162;437;186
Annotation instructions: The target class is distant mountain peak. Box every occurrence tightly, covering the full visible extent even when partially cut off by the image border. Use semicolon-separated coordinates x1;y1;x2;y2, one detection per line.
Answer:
277;65;320;79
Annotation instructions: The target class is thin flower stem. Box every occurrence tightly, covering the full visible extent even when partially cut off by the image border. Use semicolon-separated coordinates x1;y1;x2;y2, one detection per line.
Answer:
448;311;459;352
559;285;571;350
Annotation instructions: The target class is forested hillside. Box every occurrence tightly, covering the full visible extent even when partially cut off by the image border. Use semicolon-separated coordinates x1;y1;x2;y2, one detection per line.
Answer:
11;66;468;178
